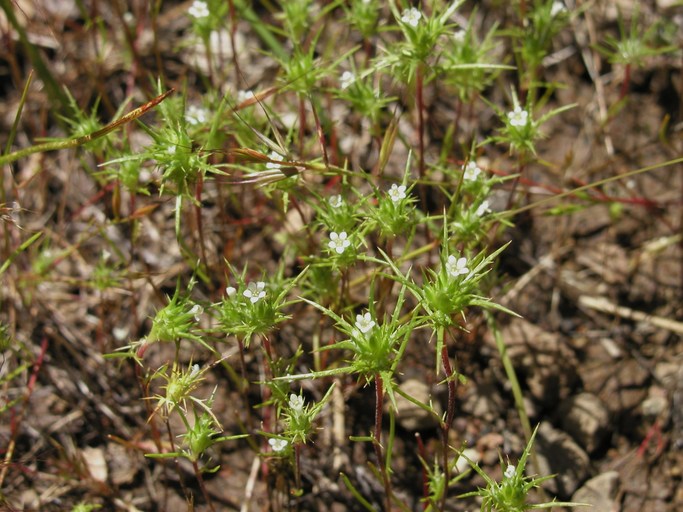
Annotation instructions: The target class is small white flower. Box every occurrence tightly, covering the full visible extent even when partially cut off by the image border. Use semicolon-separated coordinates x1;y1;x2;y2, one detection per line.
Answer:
340;71;356;90
237;90;255;103
401;7;422;27
453;29;466;43
463;161;482;181
551;1;566;17
266;151;284;170
328;232;351;254
388;184;407;202
507;106;529;128
189;304;203;321
185;104;208;125
188;0;210;19
475;200;491;217
504;464;516;479
329;195;343;208
226;286;237;297
243;281;266;303
190;364;200;378
446;255;469;278
268;438;289;452
289;393;305;413
168;144;177;155
355;312;375;334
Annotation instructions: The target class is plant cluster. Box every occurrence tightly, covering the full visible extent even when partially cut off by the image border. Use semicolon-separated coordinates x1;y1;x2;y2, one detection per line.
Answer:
1;0;678;510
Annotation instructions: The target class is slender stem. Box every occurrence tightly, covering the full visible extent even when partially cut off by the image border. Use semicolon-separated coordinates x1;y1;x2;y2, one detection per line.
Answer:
373;374;392;511
439;335;455;510
415;433;430;510
298;95;306;157
192;460;217;512
294;443;303;491
194;175;209;281
227;0;243;81
0;89;174;166
619;63;632;102
0;335;48;487
416;64;426;184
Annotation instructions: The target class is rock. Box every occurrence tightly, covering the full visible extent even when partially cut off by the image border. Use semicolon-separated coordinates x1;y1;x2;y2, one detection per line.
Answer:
571;471;620;512
490;318;578;407
581;352;649;418
461;382;505;422
392;379;442;431
559;393;610;454
535;422;591;499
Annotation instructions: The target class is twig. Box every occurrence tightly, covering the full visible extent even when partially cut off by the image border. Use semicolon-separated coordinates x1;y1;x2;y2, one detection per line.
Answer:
578;295;683;335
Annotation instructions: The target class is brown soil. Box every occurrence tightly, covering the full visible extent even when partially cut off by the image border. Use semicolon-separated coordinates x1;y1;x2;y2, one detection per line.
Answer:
1;1;682;511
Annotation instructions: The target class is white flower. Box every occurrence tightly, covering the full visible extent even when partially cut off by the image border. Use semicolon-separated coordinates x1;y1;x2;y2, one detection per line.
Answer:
507;106;529;128
401;7;422;27
268;438;289;452
189;304;203;321
504;464;516;479
329;195;343;208
289;393;305;413
355;312;375;334
328;232;351;254
168;144;177;155
190;364;200;378
551;1;566;17
237;90;255;103
476;200;491;217
463;161;482;181
388;184;407;202
340;71;356;90
188;0;209;19
185;105;208;125
446;255;469;278
243;281;266;303
226;286;237;297
266;151;284;170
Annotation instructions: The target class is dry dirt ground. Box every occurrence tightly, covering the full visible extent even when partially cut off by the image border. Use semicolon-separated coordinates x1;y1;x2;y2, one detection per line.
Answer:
1;1;683;511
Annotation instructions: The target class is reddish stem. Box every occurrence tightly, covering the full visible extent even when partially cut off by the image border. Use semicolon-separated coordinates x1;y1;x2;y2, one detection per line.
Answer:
415;433;430;510
619;63;632;102
373;374;392;510
0;335;48;487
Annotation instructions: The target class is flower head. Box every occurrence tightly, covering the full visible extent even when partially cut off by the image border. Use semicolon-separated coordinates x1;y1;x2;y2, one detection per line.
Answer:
504;464;516;479
328;232;351;254
476;200;491;217
243;281;266;303
551;1;566;17
289;393;305;413
340;71;356;90
329;195;343;208
189;304;203;322
268;438;289;452
445;255;469;278
266;151;284;170
388;184;407;202
355;312;375;334
188;0;209;18
507;106;529;128
463;161;482;181
401;7;422;27
185;105;208;125
237;90;255;103
226;286;237;298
